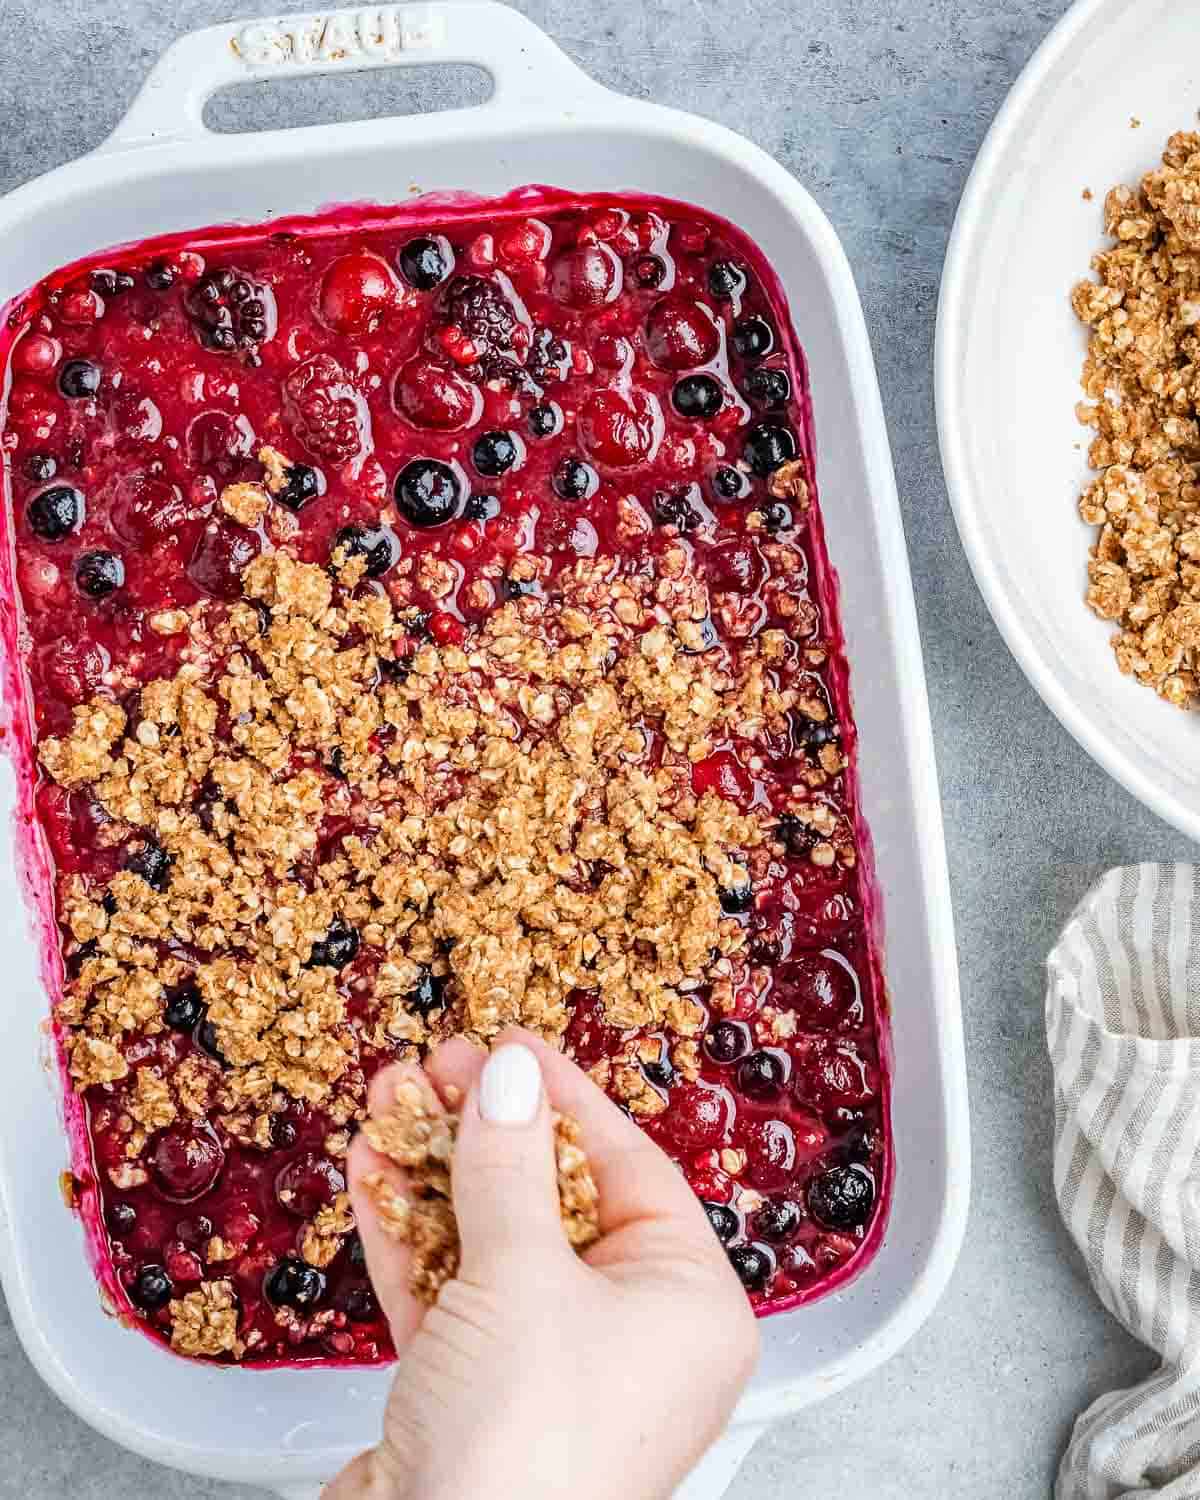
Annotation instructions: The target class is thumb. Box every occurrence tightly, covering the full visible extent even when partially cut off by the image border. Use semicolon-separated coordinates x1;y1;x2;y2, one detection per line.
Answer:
451;1042;567;1283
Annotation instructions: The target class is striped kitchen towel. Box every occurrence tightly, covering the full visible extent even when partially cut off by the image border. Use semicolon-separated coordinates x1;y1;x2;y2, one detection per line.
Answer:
1047;864;1200;1500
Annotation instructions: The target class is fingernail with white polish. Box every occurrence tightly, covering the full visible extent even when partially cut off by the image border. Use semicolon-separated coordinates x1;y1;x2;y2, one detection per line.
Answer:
478;1043;542;1125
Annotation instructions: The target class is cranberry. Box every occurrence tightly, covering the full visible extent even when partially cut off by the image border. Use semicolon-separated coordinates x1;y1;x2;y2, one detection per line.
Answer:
663;1083;732;1150
578;386;663;469
728;1242;774;1290
393;355;483;430
283;354;372;464
110;393;163;447
704;538;767;594
703;1201;740;1244
776;953;860;1030
549;244;623;308
317;250;399;335
274;1152;345;1217
187;521;261;600
150;1122;225;1202
741;1117;796;1191
644;294;721;370
690;750;752;808
13;333;62;376
164;1242;204;1285
187;411;257;478
111;474;195;545
808;1163;875;1231
796;1039;876;1109
39;637;108;705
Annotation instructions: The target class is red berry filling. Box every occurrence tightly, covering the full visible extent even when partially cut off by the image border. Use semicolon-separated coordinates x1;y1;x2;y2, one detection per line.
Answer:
0;190;890;1364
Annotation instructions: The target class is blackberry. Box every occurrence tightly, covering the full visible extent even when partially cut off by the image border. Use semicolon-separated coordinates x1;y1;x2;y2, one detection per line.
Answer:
434;274;526;366
184;267;275;355
744;366;790;409
527;326;571;384
653;488;702;531
775;813;820;857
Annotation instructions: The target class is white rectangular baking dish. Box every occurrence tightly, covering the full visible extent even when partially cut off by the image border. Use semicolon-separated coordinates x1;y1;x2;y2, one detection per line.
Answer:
0;6;968;1495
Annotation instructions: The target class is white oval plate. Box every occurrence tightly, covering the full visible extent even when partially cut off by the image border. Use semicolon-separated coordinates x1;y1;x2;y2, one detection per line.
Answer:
937;0;1200;839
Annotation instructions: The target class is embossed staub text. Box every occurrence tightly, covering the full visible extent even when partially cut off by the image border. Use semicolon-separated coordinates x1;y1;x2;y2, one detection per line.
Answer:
232;7;443;67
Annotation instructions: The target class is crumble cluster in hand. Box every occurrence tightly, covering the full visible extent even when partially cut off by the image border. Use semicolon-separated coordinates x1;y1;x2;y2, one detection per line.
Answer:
362;1071;600;1303
1073;130;1200;706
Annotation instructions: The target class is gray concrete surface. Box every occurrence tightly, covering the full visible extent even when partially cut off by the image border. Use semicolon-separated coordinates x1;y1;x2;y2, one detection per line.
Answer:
0;0;1182;1495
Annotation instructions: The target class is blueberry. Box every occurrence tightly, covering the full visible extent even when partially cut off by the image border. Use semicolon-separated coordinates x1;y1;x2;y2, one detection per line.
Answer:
472;430;520;477
27;484;83;541
342;1285;379;1323
728;1242;774;1290
67;938;97;977
711;465;748;501
633;254;667;288
403;609;434;641
163;981;204;1032
23;452;57;482
736;1050;787;1099
107;1201;137;1237
707;260;747;302
394;458;462;528
271;1116;298;1150
276;463;321;512
102;890;118;916
308;917;360;970
761;502;793;534
398;236;453;290
732;317;775;360
642;1047;674;1088
125;839;172;892
703;1201;740;1244
145;260;176;290
347;1233;367;1269
528;402;562;438
793;713;837;752
719;880;754;914
75;550;125;599
132;1264;173;1310
325;747;347;782
743;423;796;477
58;359;102;399
744;367;790;408
464;491;501;522
807;1163;875;1230
408;965;447;1017
552;457;598;502
775;813;819;856
333;524;400;579
196;1019;228;1066
264;1256;327;1310
704;1020;750;1065
500;577;537;601
89;268;135;298
752;1198;803;1243
672;374;723;420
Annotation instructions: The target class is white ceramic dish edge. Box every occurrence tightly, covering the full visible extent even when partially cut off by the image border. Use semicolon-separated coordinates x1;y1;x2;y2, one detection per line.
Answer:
936;0;1200;840
0;6;969;1496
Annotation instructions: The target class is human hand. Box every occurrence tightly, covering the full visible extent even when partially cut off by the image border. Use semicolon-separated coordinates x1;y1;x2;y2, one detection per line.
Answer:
325;1027;759;1500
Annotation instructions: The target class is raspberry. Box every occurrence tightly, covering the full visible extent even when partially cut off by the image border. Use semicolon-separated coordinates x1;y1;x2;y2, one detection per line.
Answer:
283;353;373;464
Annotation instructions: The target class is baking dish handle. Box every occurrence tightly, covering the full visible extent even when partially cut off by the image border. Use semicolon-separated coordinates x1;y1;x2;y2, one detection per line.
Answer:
100;1;605;152
267;1422;765;1500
